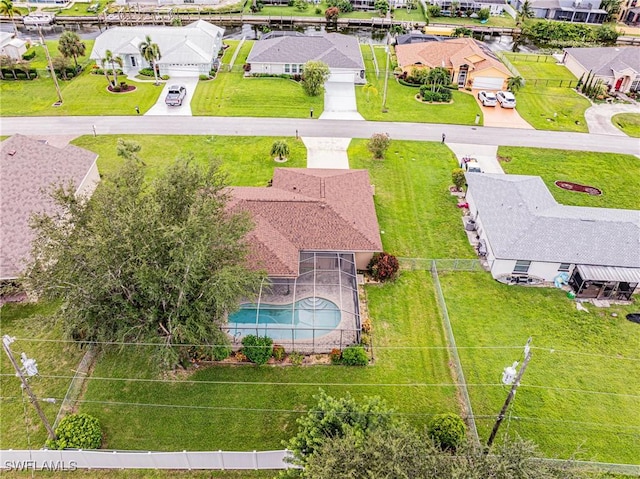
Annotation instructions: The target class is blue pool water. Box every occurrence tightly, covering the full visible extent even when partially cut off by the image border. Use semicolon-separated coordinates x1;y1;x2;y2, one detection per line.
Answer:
228;297;341;340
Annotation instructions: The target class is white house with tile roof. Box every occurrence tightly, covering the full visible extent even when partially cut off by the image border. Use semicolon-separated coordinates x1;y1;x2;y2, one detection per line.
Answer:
246;33;366;84
465;173;640;300
562;47;640;94
90;21;224;78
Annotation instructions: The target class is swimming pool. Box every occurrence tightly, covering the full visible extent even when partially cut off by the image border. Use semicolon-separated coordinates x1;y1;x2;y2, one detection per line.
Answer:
227;297;341;340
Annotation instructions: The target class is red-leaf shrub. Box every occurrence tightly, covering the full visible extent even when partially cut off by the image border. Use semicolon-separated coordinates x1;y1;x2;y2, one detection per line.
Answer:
368;252;399;282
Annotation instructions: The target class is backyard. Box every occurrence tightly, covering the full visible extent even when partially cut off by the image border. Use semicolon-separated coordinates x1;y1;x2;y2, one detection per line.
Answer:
357;45;483;125
191;40;324;118
503;53;591;132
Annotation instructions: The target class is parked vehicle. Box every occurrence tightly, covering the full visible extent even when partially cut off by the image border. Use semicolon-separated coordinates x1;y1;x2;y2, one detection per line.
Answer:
496;90;516;108
460;156;483;173
165;85;187;106
477;90;497;107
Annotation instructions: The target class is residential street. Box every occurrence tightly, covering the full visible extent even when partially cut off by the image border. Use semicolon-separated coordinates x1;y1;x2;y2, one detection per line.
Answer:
2;116;639;155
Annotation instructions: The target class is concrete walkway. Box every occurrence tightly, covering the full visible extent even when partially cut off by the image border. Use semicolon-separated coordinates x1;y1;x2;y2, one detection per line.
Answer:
584;103;640;136
446;143;503;174
302;137;350;169
145;78;199;116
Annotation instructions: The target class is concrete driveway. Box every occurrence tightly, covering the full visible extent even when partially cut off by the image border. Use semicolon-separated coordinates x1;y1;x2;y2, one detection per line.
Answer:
472;91;533;129
584;103;640;136
302;137;350;169
320;74;364;121
446;143;504;174
144;78;199;116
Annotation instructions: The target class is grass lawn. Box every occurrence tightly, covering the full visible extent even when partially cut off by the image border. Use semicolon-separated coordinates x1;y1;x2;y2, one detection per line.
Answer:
350;139;475;259
439;272;640;464
25;40;95;70
1;472;273;479
497;147;640;210
503;54;590;132
357;45;483;125
612;113;640;138
71;135;308;183
192;40;324;118
0;302;85;449
430;15;517;27
55;2;106;16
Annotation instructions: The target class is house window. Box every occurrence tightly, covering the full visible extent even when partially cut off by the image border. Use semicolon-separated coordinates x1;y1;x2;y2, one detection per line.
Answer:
558;263;571;272
513;260;531;274
284;64;290;73
299;64;304;72
291;64;298;74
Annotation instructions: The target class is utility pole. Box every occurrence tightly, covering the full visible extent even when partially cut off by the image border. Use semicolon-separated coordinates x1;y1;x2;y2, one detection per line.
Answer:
2;335;57;440
37;24;64;104
382;32;390;112
486;337;532;450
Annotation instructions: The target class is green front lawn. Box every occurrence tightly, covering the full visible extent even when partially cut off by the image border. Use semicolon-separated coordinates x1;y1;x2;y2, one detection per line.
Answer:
440;272;640;464
612;113;640;138
71;135;307;183
503;54;590;132
192;40;324;118
55;2;105;16
25;40;95;70
497;147;640;210
430;15;516;27
357;45;483;125
0;302;85;449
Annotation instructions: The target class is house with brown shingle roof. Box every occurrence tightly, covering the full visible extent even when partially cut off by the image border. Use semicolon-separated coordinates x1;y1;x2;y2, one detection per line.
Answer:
0;135;100;280
229;168;382;277
395;37;511;91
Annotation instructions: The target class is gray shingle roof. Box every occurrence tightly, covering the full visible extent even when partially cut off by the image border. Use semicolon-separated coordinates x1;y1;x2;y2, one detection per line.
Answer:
564;47;639;76
247;33;364;70
1;135;98;279
466;174;640;268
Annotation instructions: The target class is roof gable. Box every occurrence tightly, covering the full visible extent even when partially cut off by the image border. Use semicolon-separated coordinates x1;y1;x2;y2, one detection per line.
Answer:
564;47;640;76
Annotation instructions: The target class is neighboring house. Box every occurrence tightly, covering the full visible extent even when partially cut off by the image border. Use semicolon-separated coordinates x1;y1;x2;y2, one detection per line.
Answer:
246;33;366;84
0;135;100;281
465;173;640;300
229;168;382;277
562;47;640;93
89;20;224;78
0;32;27;61
395;37;511;90
395;33;444;45
619;0;640;24
428;0;507;15
512;0;607;23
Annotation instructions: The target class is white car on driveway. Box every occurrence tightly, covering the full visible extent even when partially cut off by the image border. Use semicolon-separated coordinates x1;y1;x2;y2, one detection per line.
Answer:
477;91;497;107
496;91;516;108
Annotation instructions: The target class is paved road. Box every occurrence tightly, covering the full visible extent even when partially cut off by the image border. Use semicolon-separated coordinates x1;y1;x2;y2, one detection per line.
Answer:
2;116;639;155
584;103;640;136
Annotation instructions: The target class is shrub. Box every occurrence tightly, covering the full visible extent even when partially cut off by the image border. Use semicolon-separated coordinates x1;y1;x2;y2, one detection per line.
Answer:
161;74;169;80
241;335;273;365
427;4;441;16
212;344;232;361
22;49;36;61
360;332;371;346
427;413;466;451
199;74;209;80
112;85;121;92
329;348;342;364
419;86;452;102
46;414;102;450
289;351;304;365
452;168;466;190
341;345;368;366
361;318;372;333
477;7;490;21
138;67;154;77
272;344;286;361
243;63;252;72
367;132;391;160
368;252;399;282
315;6;322;13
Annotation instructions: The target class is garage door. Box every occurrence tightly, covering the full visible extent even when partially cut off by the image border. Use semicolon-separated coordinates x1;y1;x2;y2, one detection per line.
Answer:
163;64;202;78
473;76;504;90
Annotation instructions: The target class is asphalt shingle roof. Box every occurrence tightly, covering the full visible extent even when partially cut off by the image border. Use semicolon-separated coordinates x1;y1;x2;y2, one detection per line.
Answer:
563;47;639;76
229;169;382;277
247;33;364;70
0;135;98;279
466;174;640;268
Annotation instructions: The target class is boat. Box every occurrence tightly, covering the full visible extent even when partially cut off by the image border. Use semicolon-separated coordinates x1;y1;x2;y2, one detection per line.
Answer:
23;13;55;26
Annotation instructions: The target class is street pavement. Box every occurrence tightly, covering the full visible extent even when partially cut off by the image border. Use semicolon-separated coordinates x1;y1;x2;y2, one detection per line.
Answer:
1;116;639;155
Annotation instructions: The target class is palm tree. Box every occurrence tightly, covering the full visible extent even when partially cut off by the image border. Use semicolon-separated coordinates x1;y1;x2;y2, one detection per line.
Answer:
363;83;378;102
101;50;123;87
139;35;161;85
270;140;290;162
58;31;86;70
516;0;534;24
0;0;19;36
507;76;524;92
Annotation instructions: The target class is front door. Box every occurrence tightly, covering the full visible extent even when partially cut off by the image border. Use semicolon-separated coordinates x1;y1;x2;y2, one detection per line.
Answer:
130;56;137;68
615;77;624;91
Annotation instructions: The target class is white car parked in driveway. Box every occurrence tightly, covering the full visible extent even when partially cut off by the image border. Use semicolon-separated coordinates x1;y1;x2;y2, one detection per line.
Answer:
477;90;497;107
496;90;516;108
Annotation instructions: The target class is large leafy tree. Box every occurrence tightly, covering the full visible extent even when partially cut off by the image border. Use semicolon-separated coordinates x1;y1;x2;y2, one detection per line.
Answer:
301;60;330;97
58;31;86;70
0;0;19;36
25;158;264;368
139;35;161;85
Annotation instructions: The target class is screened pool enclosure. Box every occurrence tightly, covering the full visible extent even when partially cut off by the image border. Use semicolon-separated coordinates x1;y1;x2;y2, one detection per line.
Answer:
225;252;362;353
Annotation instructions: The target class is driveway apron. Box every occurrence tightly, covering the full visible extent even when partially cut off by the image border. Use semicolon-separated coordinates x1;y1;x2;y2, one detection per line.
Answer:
471;90;533;129
302;137;350;169
584;103;640;136
320;74;364;121
446;143;504;174
144;78;199;116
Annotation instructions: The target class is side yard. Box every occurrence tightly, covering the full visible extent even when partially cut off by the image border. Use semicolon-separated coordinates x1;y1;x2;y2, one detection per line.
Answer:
191;40;324;118
356;45;483;125
503;53;591;132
